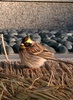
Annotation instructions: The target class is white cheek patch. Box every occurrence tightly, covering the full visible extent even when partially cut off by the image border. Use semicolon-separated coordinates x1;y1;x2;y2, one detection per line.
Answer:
21;43;24;46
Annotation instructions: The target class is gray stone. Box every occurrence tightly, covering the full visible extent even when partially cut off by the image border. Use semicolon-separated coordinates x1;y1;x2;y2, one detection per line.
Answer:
9;38;16;42
50;30;58;35
61;35;68;41
3;30;8;35
8;29;18;36
42;43;56;53
9;42;16;47
68;31;73;35
16;40;22;46
39;33;49;39
56;37;67;43
51;35;55;38
44;39;59;52
13;44;19;53
42;30;49;34
18;32;27;38
67;36;73;42
55;33;61;38
4;34;10;38
57;45;68;53
1;45;14;55
66;32;73;36
63;41;72;50
0;41;8;46
69;44;73;52
30;34;41;43
28;29;39;33
51;37;57;41
45;39;57;45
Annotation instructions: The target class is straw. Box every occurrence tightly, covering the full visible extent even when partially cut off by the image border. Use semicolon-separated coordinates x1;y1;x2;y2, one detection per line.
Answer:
0;34;10;62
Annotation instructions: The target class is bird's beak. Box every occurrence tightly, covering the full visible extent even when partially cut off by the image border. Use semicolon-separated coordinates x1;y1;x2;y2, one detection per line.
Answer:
26;37;33;43
20;43;26;49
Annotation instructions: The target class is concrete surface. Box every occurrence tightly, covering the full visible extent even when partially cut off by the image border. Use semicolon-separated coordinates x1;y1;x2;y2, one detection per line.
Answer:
1;0;73;1
0;2;73;30
0;54;73;61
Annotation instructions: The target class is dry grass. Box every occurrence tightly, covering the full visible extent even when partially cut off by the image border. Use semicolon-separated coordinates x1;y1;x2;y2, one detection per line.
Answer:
0;59;73;100
0;73;73;100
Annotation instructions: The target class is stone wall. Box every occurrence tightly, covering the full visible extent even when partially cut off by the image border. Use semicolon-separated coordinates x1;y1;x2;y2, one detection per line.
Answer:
0;2;73;30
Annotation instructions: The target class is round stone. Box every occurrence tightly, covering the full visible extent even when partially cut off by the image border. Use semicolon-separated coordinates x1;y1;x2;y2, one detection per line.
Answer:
45;39;57;46
18;32;27;38
30;34;41;43
61;35;68;41
28;29;39;33
1;45;14;55
69;44;73;52
55;33;62;38
51;37;57;41
50;30;58;35
67;36;73;42
56;38;67;43
13;44;19;53
63;41;72;50
8;38;16;42
57;45;68;53
16;40;22;46
4;34;10;38
9;42;16;47
42;43;56;53
8;29;18;36
3;30;8;35
42;30;49;34
66;32;72;36
17;29;28;34
0;41;8;45
39;33;49;39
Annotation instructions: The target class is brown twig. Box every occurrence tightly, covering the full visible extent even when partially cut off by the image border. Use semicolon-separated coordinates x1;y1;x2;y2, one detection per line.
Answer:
1;34;10;62
48;70;53;86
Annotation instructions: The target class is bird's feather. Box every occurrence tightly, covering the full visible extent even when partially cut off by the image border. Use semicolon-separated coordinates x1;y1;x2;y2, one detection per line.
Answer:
26;42;54;59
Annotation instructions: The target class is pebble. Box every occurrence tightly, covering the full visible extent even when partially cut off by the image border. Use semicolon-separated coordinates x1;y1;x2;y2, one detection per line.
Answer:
8;38;16;42
42;43;56;53
42;30;49;34
0;29;73;54
0;41;8;45
17;32;27;38
17;29;28;34
9;42;16;47
69;44;73;52
57;45;68;53
55;32;61;38
63;41;72;50
1;45;14;55
49;30;58;35
13;44;19;53
45;39;57;46
30;34;41;43
28;29;39;33
67;36;73;42
66;32;73;36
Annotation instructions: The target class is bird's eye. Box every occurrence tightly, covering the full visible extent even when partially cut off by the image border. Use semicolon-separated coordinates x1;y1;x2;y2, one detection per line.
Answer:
24;43;31;47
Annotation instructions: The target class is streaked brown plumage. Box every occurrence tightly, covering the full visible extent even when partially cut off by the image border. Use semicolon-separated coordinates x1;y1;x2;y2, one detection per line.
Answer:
19;36;55;68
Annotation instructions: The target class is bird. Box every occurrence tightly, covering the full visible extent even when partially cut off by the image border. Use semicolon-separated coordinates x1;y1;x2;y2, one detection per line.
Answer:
19;35;55;68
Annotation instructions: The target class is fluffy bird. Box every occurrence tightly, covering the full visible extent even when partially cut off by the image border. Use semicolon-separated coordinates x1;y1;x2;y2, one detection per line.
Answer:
19;36;55;68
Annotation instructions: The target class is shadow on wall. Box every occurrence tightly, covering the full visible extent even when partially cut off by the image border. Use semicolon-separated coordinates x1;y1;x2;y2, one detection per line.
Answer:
0;2;73;30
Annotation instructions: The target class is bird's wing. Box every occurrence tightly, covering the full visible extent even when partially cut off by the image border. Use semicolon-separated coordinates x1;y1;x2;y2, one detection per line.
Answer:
26;42;54;59
36;49;54;59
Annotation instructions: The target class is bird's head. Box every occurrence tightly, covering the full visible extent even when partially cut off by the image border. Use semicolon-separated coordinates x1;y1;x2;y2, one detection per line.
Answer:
20;36;34;49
